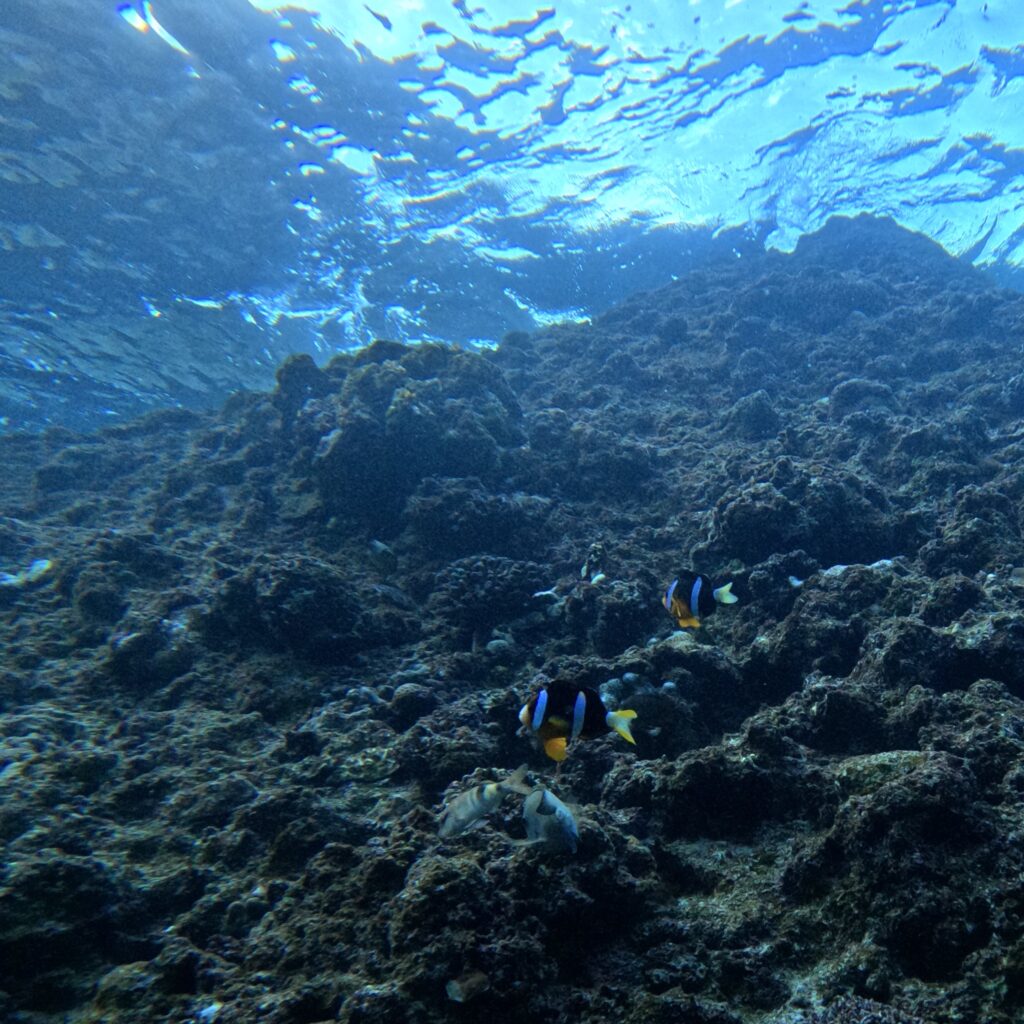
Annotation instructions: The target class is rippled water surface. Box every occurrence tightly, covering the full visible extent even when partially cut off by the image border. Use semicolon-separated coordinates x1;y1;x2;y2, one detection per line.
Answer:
1;0;1023;428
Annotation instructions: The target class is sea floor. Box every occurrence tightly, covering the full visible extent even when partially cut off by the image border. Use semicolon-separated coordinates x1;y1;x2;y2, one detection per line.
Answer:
4;216;1024;1023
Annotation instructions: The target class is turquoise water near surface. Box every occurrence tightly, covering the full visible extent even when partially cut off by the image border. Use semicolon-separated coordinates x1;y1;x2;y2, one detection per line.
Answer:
1;0;1022;427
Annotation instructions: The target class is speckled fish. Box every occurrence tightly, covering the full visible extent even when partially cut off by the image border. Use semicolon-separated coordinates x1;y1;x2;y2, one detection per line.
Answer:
438;765;530;838
519;680;636;762
662;572;737;629
522;788;579;853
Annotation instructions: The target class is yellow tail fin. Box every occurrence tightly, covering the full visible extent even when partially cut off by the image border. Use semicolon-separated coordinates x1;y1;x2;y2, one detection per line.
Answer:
606;709;637;745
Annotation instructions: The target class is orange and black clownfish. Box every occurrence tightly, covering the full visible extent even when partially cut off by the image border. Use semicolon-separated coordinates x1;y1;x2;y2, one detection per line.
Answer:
662;572;737;629
519;680;637;762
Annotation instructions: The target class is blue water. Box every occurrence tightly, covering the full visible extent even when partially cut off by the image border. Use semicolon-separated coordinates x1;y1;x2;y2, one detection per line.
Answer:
1;0;1023;430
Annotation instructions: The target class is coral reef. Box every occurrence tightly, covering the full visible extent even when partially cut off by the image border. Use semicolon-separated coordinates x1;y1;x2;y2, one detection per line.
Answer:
4;217;1024;1023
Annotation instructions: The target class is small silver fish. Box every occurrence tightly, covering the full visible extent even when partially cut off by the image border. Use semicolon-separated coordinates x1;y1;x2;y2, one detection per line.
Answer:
438;765;530;838
368;539;398;575
445;970;490;1003
522;788;579;853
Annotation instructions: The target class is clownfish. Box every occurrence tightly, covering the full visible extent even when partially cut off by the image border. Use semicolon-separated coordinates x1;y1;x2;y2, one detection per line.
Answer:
519;680;636;762
663;572;737;629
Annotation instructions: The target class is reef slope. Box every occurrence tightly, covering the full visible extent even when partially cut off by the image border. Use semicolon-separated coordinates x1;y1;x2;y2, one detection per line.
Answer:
3;216;1024;1023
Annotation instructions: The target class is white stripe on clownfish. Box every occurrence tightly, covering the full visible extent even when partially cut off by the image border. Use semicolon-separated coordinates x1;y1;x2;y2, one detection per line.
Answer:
531;689;548;732
570;690;587;741
689;576;703;616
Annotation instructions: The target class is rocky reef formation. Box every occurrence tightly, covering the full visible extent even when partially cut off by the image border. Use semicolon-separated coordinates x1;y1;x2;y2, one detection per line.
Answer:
4;216;1024;1023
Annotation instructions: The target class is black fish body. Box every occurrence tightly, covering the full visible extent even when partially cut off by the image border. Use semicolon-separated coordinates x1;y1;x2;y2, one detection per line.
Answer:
519;680;636;761
663;572;737;629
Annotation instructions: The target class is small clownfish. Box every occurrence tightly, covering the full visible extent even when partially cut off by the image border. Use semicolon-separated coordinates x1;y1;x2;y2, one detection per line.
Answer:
519;680;637;763
663;572;737;629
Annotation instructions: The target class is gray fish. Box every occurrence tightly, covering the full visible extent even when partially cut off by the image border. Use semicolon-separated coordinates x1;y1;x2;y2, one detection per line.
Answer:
368;539;398;575
522;788;579;853
438;765;530;838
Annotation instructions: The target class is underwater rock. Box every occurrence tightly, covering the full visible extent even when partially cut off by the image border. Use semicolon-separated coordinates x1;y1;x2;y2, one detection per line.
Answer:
706;467;893;568
743;562;918;696
828;378;897;420
743;550;819;620
33;442;146;496
425;555;547;648
808;996;930;1023
403;477;552;559
920;573;983;625
390;697;506;789
710;482;806;565
70;563;131;624
563;577;657;658
609;743;831;842
90;961;165;1015
526;406;573;455
295;344;524;531
1002;371;1024;415
198;554;412;662
597;350;649;385
0;851;147;1010
776;679;889;756
723;314;775;353
730;345;778;393
272;352;333;423
387;682;440;729
918;483;1024;574
572;426;653;497
726;389;781;439
784;749;992;979
853;617;958;692
98;615;196;689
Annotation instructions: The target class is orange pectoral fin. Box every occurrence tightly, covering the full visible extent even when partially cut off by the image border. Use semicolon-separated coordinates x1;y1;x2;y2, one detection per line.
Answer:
670;598;699;629
543;736;568;762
